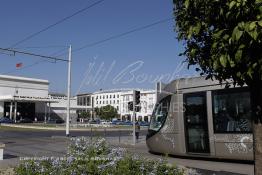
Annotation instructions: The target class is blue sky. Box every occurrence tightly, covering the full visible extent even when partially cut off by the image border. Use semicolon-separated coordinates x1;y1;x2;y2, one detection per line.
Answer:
0;0;197;95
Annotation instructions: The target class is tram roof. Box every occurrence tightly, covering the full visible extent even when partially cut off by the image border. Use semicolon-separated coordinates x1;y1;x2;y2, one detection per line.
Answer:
162;76;235;94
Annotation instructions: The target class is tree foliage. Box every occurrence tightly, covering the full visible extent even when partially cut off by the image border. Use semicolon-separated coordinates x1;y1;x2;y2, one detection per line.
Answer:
173;0;262;86
96;105;118;120
79;111;91;119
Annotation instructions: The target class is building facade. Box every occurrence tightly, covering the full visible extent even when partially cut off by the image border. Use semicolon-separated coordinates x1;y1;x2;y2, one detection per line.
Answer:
92;90;122;113
0;75;53;121
0;74;156;123
120;90;156;122
0;74;90;123
90;89;156;121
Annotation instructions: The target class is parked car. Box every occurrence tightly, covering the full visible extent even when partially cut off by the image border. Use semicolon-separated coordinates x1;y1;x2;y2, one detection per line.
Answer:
100;120;112;125
139;121;149;126
111;120;123;125
0;117;14;124
122;121;133;126
17;118;33;123
47;119;64;124
89;119;100;124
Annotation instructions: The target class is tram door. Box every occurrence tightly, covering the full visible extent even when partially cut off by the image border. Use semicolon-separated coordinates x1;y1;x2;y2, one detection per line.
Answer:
184;92;210;153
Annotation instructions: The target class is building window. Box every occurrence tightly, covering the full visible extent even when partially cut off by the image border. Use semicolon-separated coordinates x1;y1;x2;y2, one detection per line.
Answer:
113;95;115;98
77;98;80;106
86;96;91;106
83;97;86;106
144;116;148;122
110;95;111;98
213;88;252;133
79;97;83;106
117;94;119;98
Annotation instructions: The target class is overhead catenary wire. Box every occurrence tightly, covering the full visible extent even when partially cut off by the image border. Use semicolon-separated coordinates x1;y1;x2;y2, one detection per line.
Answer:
0;47;68;62
13;45;68;49
1;17;173;73
8;0;106;49
56;17;174;57
1;47;69;74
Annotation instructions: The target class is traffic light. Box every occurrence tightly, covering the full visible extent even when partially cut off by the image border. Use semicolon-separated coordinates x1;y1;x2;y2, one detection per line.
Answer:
128;101;133;111
135;106;141;112
134;90;140;105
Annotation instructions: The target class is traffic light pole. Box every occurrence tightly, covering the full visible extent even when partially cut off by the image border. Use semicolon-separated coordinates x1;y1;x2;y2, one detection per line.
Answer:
132;90;136;145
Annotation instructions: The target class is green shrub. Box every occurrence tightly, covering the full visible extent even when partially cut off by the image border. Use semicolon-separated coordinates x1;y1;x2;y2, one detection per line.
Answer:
15;137;186;175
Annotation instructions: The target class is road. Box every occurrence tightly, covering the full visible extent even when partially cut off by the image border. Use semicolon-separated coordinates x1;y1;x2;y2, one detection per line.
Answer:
0;127;148;138
0;127;147;170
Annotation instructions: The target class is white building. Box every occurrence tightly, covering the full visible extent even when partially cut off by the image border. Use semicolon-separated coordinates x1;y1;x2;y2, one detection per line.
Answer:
0;74;156;123
49;93;87;123
91;89;156;122
0;74;54;121
0;74;89;123
92;90;122;112
120;90;156;122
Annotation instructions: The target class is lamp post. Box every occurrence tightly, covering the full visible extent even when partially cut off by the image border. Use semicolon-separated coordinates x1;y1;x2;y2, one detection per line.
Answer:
66;45;72;137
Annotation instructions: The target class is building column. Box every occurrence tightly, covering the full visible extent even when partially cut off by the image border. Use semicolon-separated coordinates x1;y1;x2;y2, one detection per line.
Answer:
91;97;94;120
44;102;47;123
9;101;13;120
48;102;51;121
14;102;17;123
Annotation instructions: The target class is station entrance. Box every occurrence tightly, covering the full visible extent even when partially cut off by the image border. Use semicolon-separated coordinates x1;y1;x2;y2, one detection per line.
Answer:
4;102;35;121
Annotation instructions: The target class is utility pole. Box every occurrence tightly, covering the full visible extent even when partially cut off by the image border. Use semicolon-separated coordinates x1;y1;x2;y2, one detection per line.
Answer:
66;45;72;137
0;47;72;136
132;90;136;145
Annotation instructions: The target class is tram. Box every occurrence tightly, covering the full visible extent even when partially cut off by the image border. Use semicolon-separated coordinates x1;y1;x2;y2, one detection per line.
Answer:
146;76;253;160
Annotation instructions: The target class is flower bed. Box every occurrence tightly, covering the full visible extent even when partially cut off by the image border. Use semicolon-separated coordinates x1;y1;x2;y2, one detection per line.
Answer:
15;137;190;175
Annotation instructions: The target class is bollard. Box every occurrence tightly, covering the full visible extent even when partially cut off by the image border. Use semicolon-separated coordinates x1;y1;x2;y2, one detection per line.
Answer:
118;129;121;143
91;128;93;141
0;143;5;160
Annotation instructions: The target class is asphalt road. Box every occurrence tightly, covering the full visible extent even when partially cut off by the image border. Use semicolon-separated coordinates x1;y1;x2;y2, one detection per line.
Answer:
0;127;147;169
0;128;148;139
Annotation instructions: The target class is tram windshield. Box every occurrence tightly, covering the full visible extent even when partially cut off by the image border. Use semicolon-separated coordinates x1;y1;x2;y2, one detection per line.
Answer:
149;95;171;131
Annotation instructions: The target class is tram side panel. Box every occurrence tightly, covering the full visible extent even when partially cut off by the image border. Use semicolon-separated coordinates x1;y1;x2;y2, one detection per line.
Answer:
147;94;187;155
147;84;254;160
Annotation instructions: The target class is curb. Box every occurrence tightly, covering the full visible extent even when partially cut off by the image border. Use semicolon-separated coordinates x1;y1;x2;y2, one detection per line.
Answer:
0;124;148;131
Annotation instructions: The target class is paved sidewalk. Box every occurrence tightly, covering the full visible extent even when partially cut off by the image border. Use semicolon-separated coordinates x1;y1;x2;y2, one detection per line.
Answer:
109;137;254;175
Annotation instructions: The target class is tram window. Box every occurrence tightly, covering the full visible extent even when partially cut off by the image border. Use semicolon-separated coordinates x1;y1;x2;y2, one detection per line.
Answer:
149;95;171;131
213;89;252;133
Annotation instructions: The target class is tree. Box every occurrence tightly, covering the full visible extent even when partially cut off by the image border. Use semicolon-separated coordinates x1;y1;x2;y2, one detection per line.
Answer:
173;0;262;173
94;107;100;118
97;105;118;120
79;111;91;119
